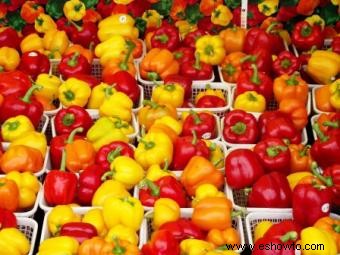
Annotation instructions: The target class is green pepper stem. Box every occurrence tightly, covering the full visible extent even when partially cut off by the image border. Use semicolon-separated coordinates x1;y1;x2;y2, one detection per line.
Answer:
299;145;310;157
113;118;128;129
191;130;198;145
209;142;216;151
104;87;114;99
240;55;257;63
107;147;122;163
112;237;127;255
223;63;236;76
312;123;329;142
143;100;159;109
213;158;223;167
62;113;75;126
140;139;155;150
67;51;80;67
266;22;279;33
162;159;169;171
231;122;247;135
280;58;292;69
193;52;201;70
64;90;75;101
154;34;169;43
250;64;261;85
21;84;42;103
247;92;257;101
69;20;82;32
101;171;113;181
280;231;298;242
322;121;339;128
5;120;19;131
231;210;243;218
164;84;176;92
66;127;84;144
266;145;287;157
147;72;159;81
190;110;202;125
301;24;312;37
60;149;67;172
141;179;160;197
119;40;136;71
286;73;300;86
311;162;333;187
333;224;340;233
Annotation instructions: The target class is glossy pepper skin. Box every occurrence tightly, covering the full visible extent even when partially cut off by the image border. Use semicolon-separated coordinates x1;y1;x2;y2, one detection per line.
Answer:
139;176;188;207
225;149;264;189
173;47;195;66
151;25;180;51
324;165;340;207
273;51;301;76
0;71;31;97
54;106;93;136
141;229;180;255
180;53;213;81
292;21;324;51
18;51;50;80
241;48;272;74
254;138;291;175
0;27;21;50
183;29;207;48
164;74;192;100
264;220;302;240
69;22;99;48
248;172;292;208
58;52;91;79
60;222;98;243
0;208;17;229
182;111;216;140
223;110;259;144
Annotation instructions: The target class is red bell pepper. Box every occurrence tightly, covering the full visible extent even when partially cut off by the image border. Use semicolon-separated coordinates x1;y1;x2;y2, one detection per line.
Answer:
18;51;50;80
173;47;195;66
54;106;93;136
182;111;216;140
77;164;106;206
311;124;340;169
321;113;340;136
102;70;140;105
0;70;31;97
197;16;222;35
291;21;324;51
3;0;24;11
331;36;340;54
264;220;302;240
183;29;207;48
236;64;273;102
247;172;292;208
139;176;188;207
324;164;340;207
258;111;288;136
44;149;78;206
70;74;100;89
0;84;43;128
180;53;213;81
241;48;272;74
164;74;192;100
95;141;134;170
151;25;180;51
159;218;205;241
58;52;91;79
96;0;115;18
195;95;225;108
253;138;291;175
232;4;266;28
272;51;301;76
127;0;151;18
276;6;297;22
223;110;259;144
0;27;21;50
69;22;99;48
0;208;17;229
141;230;180;255
56;17;75;37
60;222;98;243
171;132;210;170
225;148;264;189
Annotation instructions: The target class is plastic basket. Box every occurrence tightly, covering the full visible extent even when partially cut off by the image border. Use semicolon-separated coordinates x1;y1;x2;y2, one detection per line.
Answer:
140;210;245;253
17;217;39;255
245;212;340;246
37;114;49;134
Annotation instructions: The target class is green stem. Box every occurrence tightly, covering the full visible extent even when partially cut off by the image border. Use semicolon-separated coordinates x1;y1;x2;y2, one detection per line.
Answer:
113;118;128;129
140;139;155;150
63;90;75;101
193;52;201;70
266;22;279;33
333;224;340;233
21;84;42;103
60;149;67;172
191;130;198;145
154;34;169;43
322;121;339;128
112;237;126;255
143;100;159;109
247;92;257;101
107;147;122;163
5;121;19;131
164;84;175;92
119;40;136;71
231;122;247;135
280;231;298;242
101;171;113;181
240;55;257;63
280;58;292;69
311;162;333;187
313;123;329;142
104;87;114;99
299;145;310;157
67;51;80;67
147;72;159;81
266;145;287;157
66;127;84;144
250;64;261;85
74;3;83;12
141;179;160;197
204;45;214;56
301;25;312;37
162;159;169;172
286;73;299;86
62;113;75;126
223;63;236;76
190;110;202;125
69;20;82;32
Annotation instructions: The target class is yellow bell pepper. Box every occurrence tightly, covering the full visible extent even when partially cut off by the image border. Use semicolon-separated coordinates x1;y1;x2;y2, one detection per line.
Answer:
234;91;266;112
44;49;62;60
59;77;91;107
195;35;226;65
6;171;40;210
43;29;69;55
142;10;162;28
9;131;47;157
87;83;116;109
300;227;337;255
154;115;182;135
82;208;107;237
211;5;233;26
195;85;225;104
98;14;139;41
95;35;127;66
0;47;20;71
305;15;325;29
254;221;273;242
287;172;313;191
105;224;138;245
175;20;197;38
1;115;35;142
153;198;180;229
48;205;81;236
102;196;144;230
35;13;57;33
20;33;44;53
104;156;144;189
111;117;134;136
204;140;224;168
145;162;175;182
152;83;185;108
92;180;130;207
0;228;30;255
192;184;225;207
86;117;129;151
180;239;214;255
135;131;173;169
307;50;340;85
34;74;61;101
38;236;79;255
63;0;86;21
258;0;279;16
99;92;133;122
329;79;340;111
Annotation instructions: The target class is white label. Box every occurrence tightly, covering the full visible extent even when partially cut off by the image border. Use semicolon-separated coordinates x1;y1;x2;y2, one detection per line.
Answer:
321;203;330;213
119;15;127;24
202;132;212;139
240;0;248;29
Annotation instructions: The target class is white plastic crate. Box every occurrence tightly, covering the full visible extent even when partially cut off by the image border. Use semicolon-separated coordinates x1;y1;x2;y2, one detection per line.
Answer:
17;217;39;255
36;114;49;134
140;210;245;253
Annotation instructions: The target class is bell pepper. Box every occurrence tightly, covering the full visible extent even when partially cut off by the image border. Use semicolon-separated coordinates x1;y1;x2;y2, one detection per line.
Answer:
145;161;176;182
234;91;266;113
47;205;80;236
20;33;44;53
105;224;138;246
279;98;308;131
77;164;106;206
248;172;292;208
288;144;312;173
38;236;79;255
43;29;69;56
82;209;107;238
329;79;340;111
273;51;300;76
195;35;225;65
9;131;47;156
315;85;335;112
0;145;44;174
195;86;226;108
173;47;195;66
225;148;264;189
287;172;313;191
0;228;30;255
140;48;180;81
180;53;213;80
182;29;206;49
258;0;279;16
88;83;115;109
109;117;134;136
60;222;98;243
180;156;224;196
95;35;126;66
99;92;133;122
199;0;223;16
18;51;50;80
253;138;291;175
180;239;214;254
153;198;180;229
220;52;246;83
0;47;20;72
211;5;233;27
141;229;180;255
0;208;17;229
254;221;273;243
20;1;44;24
219;27;245;54
0;27;21;50
241;48;272;74
135;131;173;169
77;236;107;254
92;180;130;207
264;219;302;241
151;25;180;51
153;115;182;136
292;21;323;51
314;217;340;252
0;71;31;98
324;164;340;207
0;178;19;212
44;149;78;206
182;111;216;140
6;171;39;210
1;115;34;142
69;21;99;49
58;52;91;79
192;183;225;207
223;110;258;144
59;77;92;107
35;13;57;33
151;83;185;108
207;227;240;248
296;0;320;16
103;196;143;230
142;9;162;28
64;45;93;64
34;74;61;101
300;227;337;255
63;0;86;21
331;36;340;54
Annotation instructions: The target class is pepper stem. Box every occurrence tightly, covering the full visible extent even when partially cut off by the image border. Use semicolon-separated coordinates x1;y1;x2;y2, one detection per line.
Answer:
119;40;136;71
154;34;169;43
143;100;159;109
69;20;82;32
322;121;339;128
301;24;312;37
140;179;160;197
311;162;333;187
193;52;201;70
280;58;292;69
190;110;202;125
21;84;42;103
162;159;169;171
266;22;279;33
60;149;67;172
5;121;19;131
113;118;128;129
107;147;122;163
112;237;127;255
231;122;247;135
299;145;310;157
67;51;80;67
66;127;84;144
280;231;298;242
250;64;261;85
266;145;287;157
140;139;155;150
286;73;299;86
223;63;236;76
62;113;75;126
333;224;340;233
312;123;329;142
191;130;198;145
240;55;257;63
147;72;159;81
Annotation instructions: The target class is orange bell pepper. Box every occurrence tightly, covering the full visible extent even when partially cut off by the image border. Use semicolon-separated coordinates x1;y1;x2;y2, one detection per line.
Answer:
192;197;233;231
199;0;223;16
206;227;241;248
148;123;178;143
130;38;143;59
140;48;179;81
314;216;340;252
64;44;93;64
78;237;107;255
317;113;336;134
20;1;44;24
0;178;19;211
180;156;224;196
273;73;309;104
34;95;57;111
279;98;308;130
289;144;312;173
315;85;335;112
83;9;102;23
220;52;246;83
170;0;187;21
100;239;139;255
219;27;246;54
144;31;154;51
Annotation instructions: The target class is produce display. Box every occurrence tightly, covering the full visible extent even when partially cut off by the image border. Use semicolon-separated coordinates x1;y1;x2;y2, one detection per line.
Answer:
0;0;339;254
